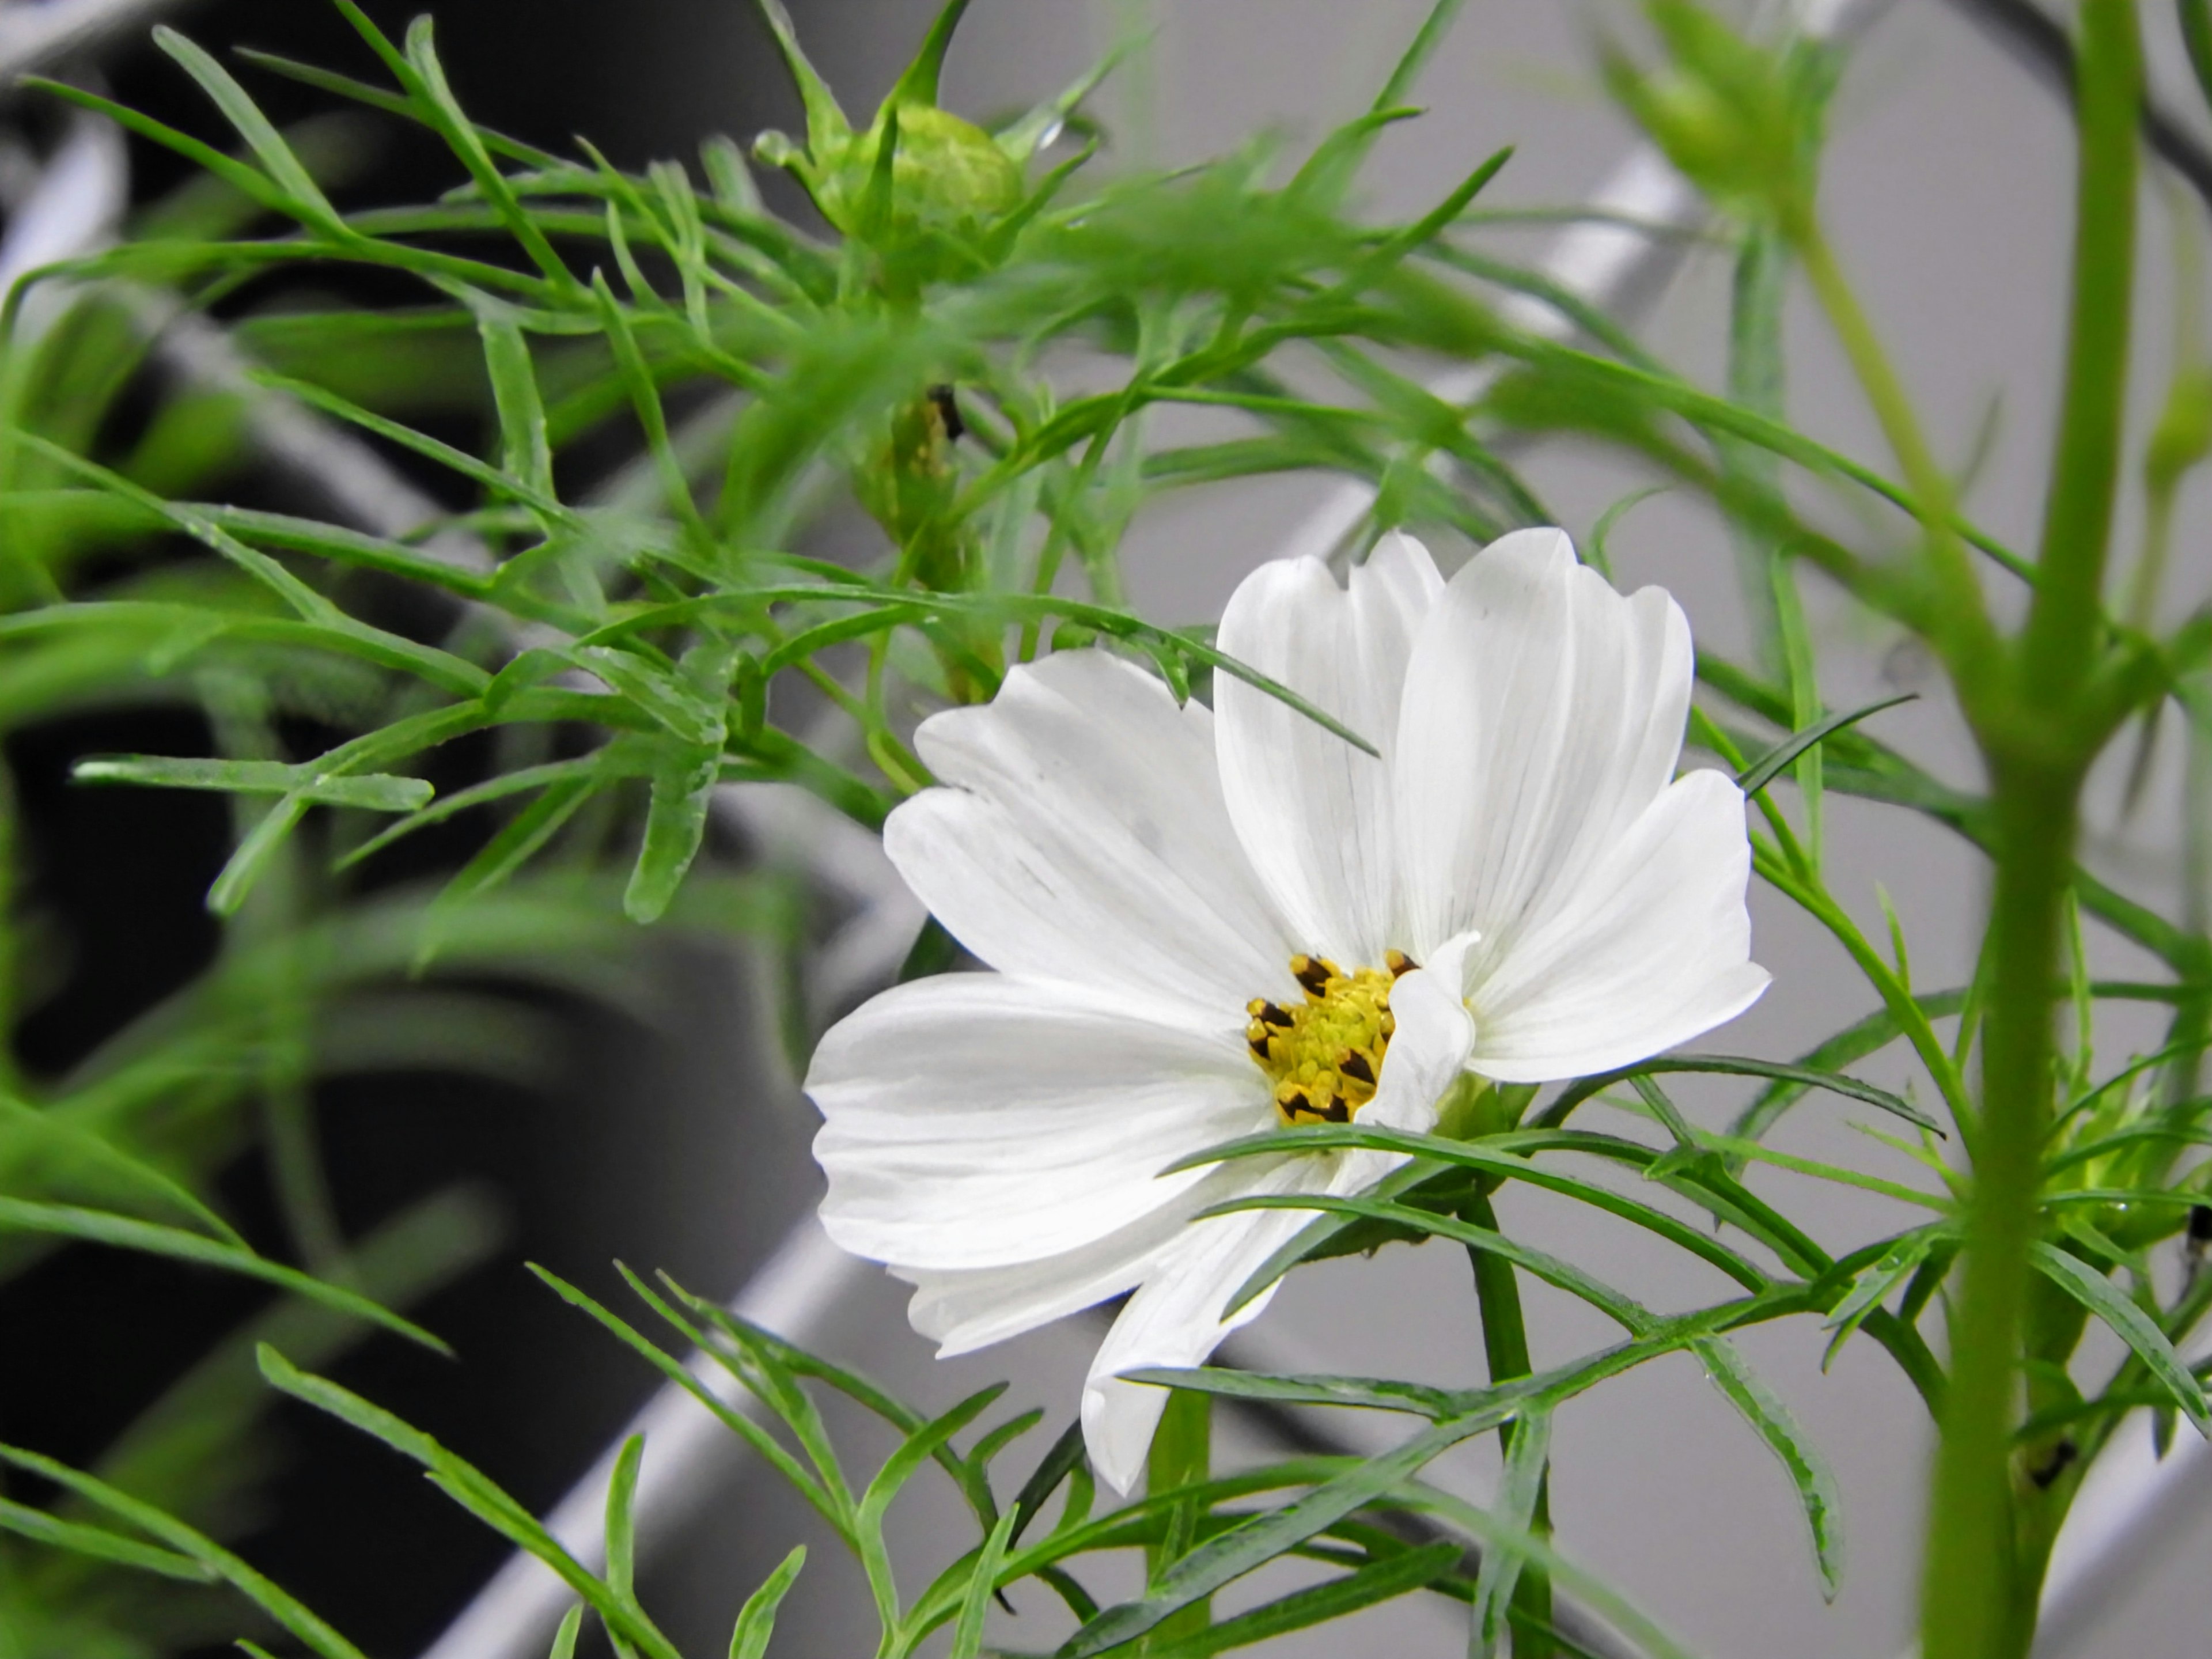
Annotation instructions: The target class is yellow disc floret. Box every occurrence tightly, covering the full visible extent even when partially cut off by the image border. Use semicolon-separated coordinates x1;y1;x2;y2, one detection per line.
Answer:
1246;951;1417;1127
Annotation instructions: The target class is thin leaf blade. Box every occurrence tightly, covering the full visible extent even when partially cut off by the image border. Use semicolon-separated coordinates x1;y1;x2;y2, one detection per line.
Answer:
1694;1336;1844;1600
729;1545;805;1659
2030;1241;2212;1435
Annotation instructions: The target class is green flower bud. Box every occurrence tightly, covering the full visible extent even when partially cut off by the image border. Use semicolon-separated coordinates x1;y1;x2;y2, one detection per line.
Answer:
1602;0;1833;229
749;0;1042;263
2146;367;2212;495
817;104;1024;241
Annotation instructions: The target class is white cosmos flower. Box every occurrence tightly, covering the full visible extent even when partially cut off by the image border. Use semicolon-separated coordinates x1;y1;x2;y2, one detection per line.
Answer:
805;528;1768;1493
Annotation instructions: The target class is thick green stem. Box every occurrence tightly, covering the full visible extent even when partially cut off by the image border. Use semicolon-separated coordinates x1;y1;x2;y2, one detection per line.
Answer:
1922;761;2079;1659
1464;1186;1551;1659
1921;7;2141;1657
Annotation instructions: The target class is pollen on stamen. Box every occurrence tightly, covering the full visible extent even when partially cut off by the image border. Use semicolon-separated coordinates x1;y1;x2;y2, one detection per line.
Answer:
1251;954;1399;1128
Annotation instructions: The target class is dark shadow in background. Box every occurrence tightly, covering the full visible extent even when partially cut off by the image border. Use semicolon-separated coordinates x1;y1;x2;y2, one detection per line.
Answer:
0;1;855;1653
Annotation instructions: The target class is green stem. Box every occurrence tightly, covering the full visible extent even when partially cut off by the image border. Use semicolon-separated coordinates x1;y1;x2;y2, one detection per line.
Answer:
1463;1186;1551;1659
205;670;349;1277
1921;9;2141;1658
2129;467;2180;636
251;870;346;1277
1143;1389;1212;1650
2020;0;2142;713
262;1078;347;1278
1922;762;2078;1659
1791;221;1997;685
2160;710;2212;1138
1724;224;1790;680
2124;181;2206;635
0;771;20;1100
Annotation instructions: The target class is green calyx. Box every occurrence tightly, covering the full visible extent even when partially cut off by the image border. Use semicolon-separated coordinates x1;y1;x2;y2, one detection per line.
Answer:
1432;1071;1539;1142
814;105;1024;241
748;0;1113;255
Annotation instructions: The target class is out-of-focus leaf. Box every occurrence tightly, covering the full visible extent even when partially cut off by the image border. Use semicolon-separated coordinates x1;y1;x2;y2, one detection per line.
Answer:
0;1498;215;1583
74;754;431;812
624;743;721;923
255;1345;685;1659
0;1442;369;1659
0;1094;240;1244
0;1198;446;1352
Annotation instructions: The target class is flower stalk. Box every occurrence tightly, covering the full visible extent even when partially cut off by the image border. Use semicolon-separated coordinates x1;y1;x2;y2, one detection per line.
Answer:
1920;4;2142;1657
1923;755;2081;1659
1462;1184;1553;1659
1788;221;1997;686
1144;1389;1214;1650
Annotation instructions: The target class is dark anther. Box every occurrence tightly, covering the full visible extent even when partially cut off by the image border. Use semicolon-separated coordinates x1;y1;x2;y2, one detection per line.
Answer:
927;383;965;442
2028;1440;2078;1489
1320;1096;1351;1123
1248;1033;1273;1061
1385;949;1418;978
1254;1001;1294;1029
1279;1089;1312;1119
2188;1204;2212;1245
1293;955;1334;997
1339;1051;1375;1086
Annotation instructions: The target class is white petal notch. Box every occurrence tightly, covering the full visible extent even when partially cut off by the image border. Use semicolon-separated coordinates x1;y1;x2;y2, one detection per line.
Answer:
807;527;1764;1490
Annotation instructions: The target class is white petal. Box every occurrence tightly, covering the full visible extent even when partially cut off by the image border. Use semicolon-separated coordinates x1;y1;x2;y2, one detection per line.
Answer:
893;1191;1203;1357
1080;1158;1329;1493
1464;768;1770;1081
1395;528;1695;971
889;1145;1306;1354
889;650;1297;1029
1359;934;1478;1134
1215;532;1444;966
809;974;1271;1270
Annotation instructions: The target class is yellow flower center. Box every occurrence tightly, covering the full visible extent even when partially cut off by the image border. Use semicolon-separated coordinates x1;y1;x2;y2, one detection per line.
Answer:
1246;951;1416;1127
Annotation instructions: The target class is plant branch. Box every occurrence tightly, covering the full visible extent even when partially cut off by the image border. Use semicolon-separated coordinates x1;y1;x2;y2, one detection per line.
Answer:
1921;6;2143;1657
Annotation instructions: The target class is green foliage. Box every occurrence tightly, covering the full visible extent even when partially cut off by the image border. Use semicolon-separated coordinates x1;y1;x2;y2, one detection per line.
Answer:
150;1267;1562;1659
1600;1;1837;234
2;2;2212;1658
